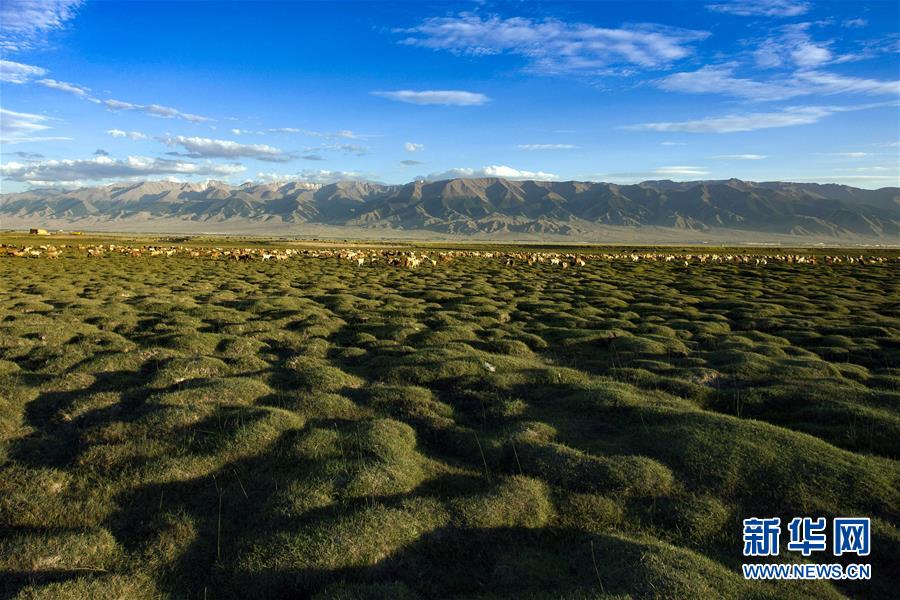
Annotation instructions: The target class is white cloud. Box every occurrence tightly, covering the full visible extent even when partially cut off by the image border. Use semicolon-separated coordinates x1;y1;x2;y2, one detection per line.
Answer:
1;155;245;184
0;0;83;51
398;14;708;74
0;59;47;83
711;154;767;160
6;68;213;121
254;172;291;183
626;103;892;133
854;166;891;172
230;128;267;136
275;128;366;139
251;170;374;184
1;107;50;136
658;64;787;99
653;166;710;177
104;99;211;123
706;1;809;17
0;107;71;144
107;129;147;140
295;169;368;183
791;42;832;67
36;77;96;99
373;90;490;106
0;135;71;146
404;142;424;152
314;129;359;138
517;144;578;150
828;152;870;158
158;135;290;162
660;141;687;146
322;143;368;155
753;39;786;69
842;18;868;29
752;24;834;69
793;70;900;96
657;63;900;101
422;165;558;181
792;175;900;186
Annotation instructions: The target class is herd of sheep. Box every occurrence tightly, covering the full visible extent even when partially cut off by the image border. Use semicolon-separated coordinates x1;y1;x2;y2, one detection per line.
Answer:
1;243;893;267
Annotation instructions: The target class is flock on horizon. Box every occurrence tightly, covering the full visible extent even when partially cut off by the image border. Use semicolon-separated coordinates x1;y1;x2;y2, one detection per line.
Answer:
0;242;892;267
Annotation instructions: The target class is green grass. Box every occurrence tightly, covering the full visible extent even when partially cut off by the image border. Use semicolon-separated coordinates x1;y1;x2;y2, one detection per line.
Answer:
1;237;898;599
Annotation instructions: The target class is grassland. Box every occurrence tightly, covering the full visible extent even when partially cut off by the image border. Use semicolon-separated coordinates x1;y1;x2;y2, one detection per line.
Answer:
0;236;898;599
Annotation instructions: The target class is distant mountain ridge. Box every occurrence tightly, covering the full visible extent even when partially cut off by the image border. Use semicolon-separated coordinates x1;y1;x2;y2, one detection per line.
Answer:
1;178;897;240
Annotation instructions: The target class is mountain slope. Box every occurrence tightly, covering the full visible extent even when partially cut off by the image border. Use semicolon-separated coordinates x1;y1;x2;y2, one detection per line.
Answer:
2;177;897;240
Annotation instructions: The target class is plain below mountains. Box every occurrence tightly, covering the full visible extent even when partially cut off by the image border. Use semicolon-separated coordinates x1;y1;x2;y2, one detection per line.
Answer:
1;177;898;242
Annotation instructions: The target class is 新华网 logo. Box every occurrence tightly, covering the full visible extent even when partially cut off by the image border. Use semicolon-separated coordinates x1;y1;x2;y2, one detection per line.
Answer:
741;516;872;580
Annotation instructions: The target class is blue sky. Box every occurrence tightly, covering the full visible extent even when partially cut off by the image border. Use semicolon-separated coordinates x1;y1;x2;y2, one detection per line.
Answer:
1;0;898;191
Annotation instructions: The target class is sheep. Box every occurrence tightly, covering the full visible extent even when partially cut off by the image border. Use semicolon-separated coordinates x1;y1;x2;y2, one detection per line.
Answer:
2;241;894;274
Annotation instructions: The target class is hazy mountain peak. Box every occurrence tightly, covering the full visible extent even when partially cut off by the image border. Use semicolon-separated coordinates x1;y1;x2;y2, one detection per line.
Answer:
2;177;897;240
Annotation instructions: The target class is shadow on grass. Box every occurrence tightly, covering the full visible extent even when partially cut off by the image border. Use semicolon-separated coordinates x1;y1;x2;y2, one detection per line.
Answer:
9;367;161;469
97;426;496;598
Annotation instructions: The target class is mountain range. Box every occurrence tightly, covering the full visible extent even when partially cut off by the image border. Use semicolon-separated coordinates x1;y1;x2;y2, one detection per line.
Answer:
1;178;897;242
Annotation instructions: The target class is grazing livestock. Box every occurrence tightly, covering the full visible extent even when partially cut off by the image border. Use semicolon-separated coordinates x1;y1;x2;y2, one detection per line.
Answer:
0;241;894;272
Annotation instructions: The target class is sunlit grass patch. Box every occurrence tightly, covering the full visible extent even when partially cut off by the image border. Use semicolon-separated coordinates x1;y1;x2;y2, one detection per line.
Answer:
451;475;553;529
0;527;123;573
342;418;428;498
284;356;365;392
151;377;275;405
362;384;454;425
233;497;450;595
510;434;675;497
10;573;160;600
148;356;232;388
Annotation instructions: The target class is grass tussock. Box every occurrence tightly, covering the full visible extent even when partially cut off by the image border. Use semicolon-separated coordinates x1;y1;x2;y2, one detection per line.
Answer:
0;238;897;598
